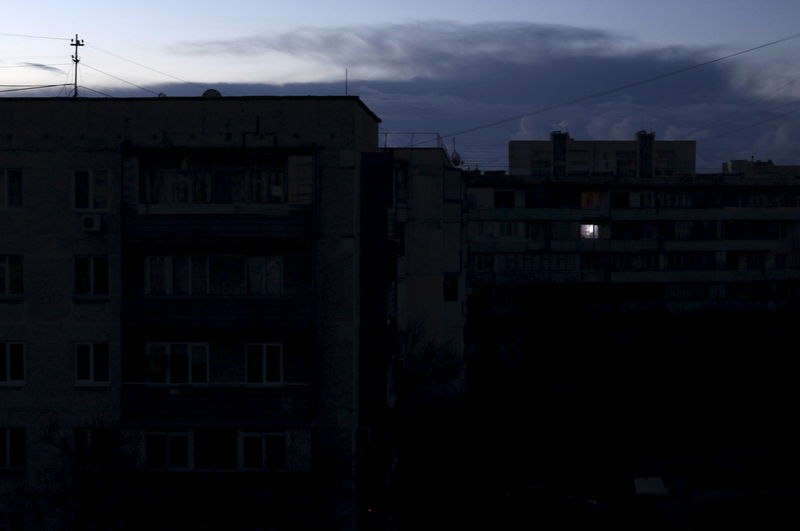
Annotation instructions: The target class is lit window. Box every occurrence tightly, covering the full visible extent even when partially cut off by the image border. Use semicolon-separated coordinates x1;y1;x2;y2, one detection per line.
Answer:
580;224;599;239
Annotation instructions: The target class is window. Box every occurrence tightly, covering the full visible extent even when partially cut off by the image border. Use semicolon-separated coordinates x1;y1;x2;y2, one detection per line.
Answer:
443;275;458;302
0;343;24;385
611;192;629;209
494;191;515;208
240;431;286;470
0;428;25;470
580;192;601;209
0;169;22;208
145;431;189;469
498;221;519;238
74;170;108;210
145;343;208;384
140;159;287;205
145;255;282;296
246;344;282;384
75;256;109;296
0;255;23;296
194;429;237;470
580;224;599;239
74;428;115;466
0;512;24;531
75;344;110;384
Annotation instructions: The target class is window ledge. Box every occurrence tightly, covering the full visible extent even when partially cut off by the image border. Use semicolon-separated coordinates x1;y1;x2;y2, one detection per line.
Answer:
72;295;111;303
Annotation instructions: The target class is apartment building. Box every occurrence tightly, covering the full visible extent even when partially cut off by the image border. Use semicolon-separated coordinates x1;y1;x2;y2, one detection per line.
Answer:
0;95;470;531
465;131;800;494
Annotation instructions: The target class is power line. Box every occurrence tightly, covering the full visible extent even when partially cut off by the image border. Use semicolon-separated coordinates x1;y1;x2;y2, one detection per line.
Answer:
79;85;115;98
0;84;71;93
81;63;159;96
415;30;800;146
0;32;69;41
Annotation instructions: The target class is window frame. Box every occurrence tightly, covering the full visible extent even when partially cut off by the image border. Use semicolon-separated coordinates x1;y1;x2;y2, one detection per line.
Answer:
245;343;283;384
0;343;24;386
73;169;109;211
144;342;209;385
144;430;191;470
0;427;25;471
74;255;109;297
0;255;23;296
580;223;600;239
238;430;287;471
75;343;110;386
0;169;22;209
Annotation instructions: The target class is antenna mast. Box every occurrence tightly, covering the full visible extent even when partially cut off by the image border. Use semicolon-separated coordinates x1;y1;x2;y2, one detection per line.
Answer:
70;34;84;98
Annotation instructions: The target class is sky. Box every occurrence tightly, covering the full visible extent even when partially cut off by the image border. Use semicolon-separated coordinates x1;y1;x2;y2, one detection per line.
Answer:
3;1;800;170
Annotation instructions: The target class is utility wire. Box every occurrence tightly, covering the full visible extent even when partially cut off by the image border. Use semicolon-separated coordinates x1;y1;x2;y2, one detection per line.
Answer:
414;31;800;146
0;84;71;93
79;85;115;98
0;32;69;41
81;63;159;95
86;43;236;96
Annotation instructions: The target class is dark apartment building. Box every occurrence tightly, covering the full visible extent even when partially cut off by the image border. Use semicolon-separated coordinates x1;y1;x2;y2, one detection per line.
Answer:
0;95;464;531
464;131;800;526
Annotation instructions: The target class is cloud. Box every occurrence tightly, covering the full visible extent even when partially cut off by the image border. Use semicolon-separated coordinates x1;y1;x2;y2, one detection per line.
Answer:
8;20;793;171
21;62;65;74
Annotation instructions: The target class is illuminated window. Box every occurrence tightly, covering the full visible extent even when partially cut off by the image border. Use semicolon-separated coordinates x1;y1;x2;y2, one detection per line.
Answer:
580;224;599;239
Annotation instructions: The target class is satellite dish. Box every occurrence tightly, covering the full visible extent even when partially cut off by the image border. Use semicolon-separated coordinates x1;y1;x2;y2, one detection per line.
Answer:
202;88;222;98
451;151;463;167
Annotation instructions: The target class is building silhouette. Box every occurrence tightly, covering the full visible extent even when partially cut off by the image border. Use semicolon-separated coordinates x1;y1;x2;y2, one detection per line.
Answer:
0;95;464;531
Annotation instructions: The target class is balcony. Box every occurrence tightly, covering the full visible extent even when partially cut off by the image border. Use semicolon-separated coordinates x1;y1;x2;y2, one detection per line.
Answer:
125;295;312;328
122;383;312;425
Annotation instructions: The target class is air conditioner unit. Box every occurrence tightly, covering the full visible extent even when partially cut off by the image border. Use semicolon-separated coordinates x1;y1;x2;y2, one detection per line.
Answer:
81;214;102;232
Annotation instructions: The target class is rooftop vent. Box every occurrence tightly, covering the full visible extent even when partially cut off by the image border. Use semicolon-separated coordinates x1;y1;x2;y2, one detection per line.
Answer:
202;88;222;98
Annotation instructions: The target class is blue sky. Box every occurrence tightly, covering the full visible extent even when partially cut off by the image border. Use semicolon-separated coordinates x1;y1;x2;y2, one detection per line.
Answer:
3;1;800;169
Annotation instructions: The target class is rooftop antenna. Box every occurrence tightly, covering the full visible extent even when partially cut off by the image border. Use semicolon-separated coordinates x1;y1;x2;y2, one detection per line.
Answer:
70;34;84;98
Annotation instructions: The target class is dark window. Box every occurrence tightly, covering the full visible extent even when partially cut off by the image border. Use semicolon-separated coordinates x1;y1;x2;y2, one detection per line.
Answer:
494;191;515;208
0;428;25;470
74;170;108;210
145;343;208;384
75;256;108;296
0;344;24;384
0;255;23;295
0;512;25;531
145;432;189;469
611;192;629;209
76;343;110;383
0;170;22;208
246;344;282;384
74;428;115;466
241;432;286;470
194;429;237;470
443;275;458;301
